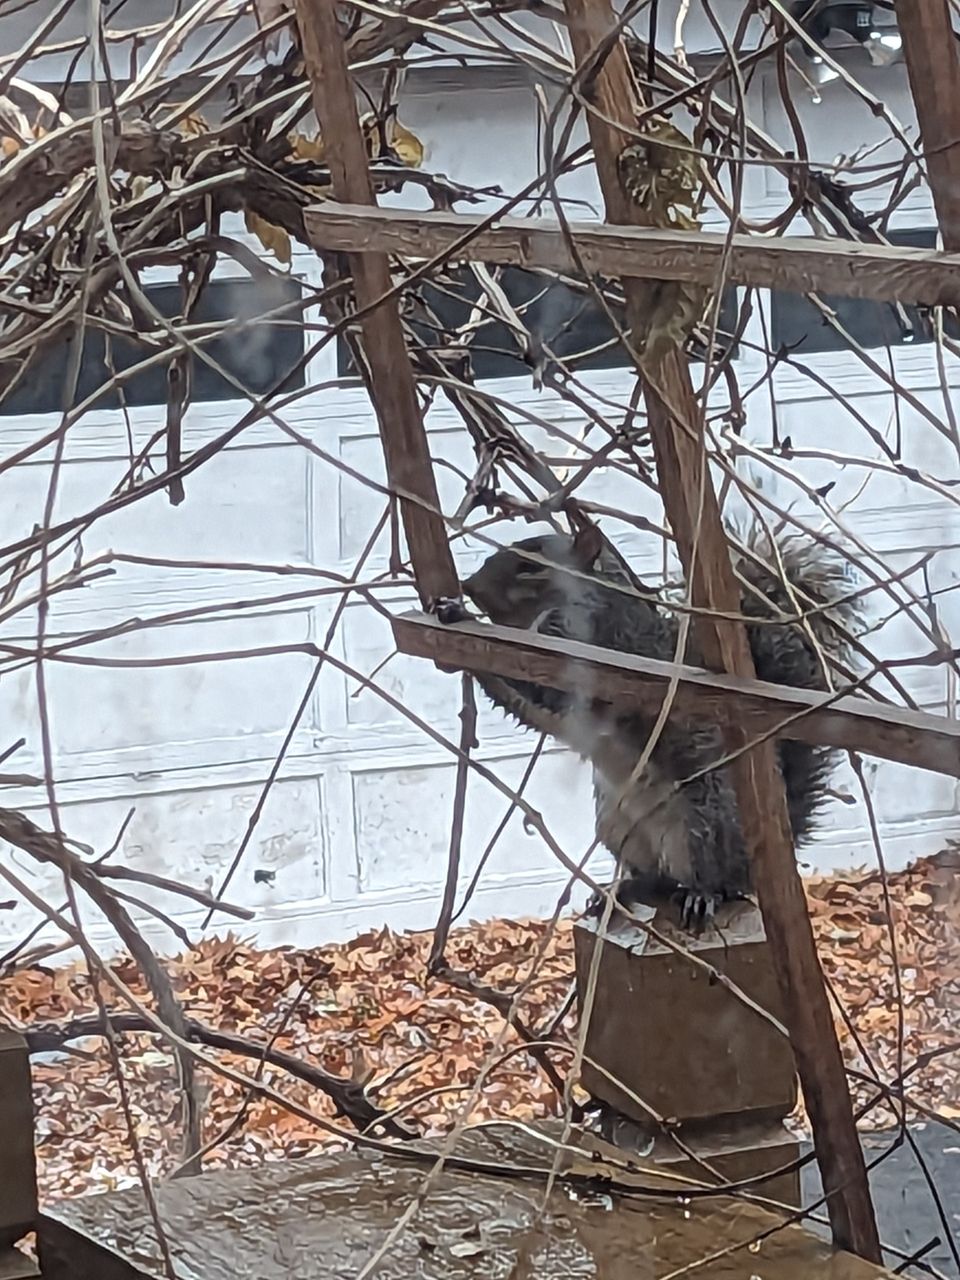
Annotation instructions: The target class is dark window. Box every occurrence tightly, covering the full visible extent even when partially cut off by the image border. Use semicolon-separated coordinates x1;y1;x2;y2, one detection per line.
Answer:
338;267;739;378
1;275;306;416
770;228;960;355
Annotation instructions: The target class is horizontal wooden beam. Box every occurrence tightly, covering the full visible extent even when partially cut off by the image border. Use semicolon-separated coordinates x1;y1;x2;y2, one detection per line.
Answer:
391;611;960;779
305;203;960;307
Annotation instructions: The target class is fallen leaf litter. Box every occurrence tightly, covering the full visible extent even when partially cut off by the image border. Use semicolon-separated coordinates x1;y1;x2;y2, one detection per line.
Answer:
2;848;958;1200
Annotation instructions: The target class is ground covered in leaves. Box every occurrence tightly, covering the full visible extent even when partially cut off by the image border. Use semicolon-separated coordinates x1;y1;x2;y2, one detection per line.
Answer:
3;848;960;1201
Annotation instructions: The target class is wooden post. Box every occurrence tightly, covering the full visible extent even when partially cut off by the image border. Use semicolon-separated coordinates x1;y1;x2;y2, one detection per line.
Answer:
560;0;881;1259
291;0;459;608
574;905;803;1209
896;1;960;251
0;1031;37;1258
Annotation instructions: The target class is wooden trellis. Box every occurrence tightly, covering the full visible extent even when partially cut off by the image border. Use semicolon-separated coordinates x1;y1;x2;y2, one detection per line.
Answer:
306;204;960;307
294;0;960;1264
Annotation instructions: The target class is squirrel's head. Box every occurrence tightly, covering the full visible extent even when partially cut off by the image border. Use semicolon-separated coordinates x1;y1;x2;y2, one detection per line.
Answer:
463;526;604;629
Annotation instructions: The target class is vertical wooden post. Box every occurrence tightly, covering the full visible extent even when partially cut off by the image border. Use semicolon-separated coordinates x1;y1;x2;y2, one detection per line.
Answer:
560;0;881;1260
895;2;960;251
291;0;460;608
0;1031;37;1250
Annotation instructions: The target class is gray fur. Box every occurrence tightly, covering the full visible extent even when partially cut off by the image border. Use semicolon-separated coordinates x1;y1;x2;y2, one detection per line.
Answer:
463;529;859;918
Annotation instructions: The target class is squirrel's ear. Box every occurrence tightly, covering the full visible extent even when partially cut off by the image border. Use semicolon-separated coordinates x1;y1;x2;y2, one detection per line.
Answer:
571;523;604;571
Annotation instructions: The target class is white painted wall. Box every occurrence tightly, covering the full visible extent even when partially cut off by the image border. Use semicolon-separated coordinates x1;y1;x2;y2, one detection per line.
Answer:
2;19;958;957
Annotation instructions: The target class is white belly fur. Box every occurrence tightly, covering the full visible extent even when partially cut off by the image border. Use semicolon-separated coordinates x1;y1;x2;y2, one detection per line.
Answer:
593;755;693;886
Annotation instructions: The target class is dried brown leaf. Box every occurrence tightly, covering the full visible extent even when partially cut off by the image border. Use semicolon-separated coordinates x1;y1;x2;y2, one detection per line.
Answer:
244;209;292;264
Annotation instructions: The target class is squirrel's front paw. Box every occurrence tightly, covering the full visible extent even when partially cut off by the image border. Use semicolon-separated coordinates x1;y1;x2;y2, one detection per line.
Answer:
585;882;616;919
585;872;677;920
585;881;639;920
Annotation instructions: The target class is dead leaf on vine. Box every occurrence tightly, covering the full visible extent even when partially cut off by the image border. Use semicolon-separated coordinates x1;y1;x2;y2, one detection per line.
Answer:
245;209;291;264
177;112;209;139
390;121;424;168
358;114;425;168
290;131;325;162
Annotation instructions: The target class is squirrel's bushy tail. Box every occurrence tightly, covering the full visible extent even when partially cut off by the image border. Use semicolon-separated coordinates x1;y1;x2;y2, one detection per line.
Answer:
726;519;864;687
720;519;865;847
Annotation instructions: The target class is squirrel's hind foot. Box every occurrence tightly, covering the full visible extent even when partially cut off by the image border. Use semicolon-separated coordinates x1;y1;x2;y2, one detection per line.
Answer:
584;876;736;935
677;890;719;934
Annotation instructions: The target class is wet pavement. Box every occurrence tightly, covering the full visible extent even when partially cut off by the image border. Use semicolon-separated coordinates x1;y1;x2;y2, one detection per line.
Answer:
37;1122;960;1278
802;1125;960;1277
43;1129;896;1280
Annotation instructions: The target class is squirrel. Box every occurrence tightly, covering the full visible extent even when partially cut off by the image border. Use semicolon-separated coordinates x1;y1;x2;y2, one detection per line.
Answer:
462;524;861;930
